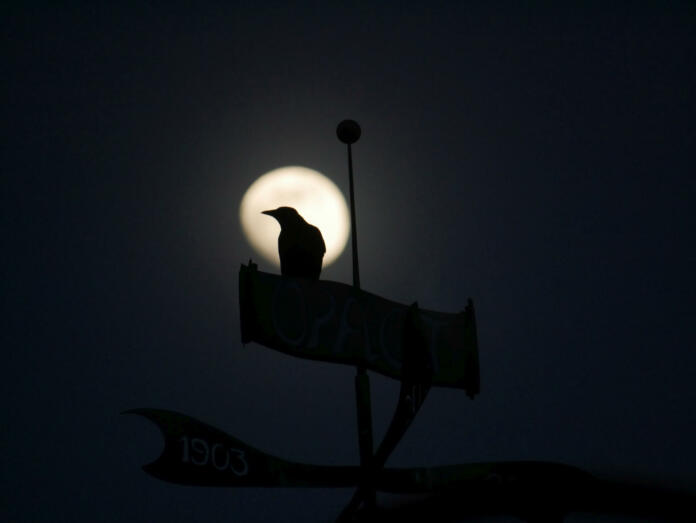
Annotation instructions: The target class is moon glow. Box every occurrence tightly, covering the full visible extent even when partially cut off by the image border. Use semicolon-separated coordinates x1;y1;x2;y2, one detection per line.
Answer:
240;166;350;268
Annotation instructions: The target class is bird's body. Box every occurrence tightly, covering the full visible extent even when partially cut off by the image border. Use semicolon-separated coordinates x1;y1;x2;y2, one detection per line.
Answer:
262;207;326;279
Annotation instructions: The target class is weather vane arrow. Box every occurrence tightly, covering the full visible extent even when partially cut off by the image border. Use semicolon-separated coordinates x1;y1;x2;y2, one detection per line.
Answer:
125;119;696;523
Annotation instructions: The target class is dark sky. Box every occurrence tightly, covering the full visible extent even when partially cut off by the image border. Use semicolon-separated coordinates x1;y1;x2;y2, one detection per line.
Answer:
3;3;695;522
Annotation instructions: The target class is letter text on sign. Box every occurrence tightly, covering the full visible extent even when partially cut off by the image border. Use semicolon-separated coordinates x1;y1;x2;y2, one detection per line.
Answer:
180;436;248;477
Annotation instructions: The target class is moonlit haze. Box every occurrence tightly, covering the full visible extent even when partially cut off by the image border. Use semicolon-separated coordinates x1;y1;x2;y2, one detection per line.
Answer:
240;166;350;268
4;4;695;522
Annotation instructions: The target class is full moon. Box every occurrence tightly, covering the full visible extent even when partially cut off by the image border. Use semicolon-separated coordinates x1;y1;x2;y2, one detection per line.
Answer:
240;166;350;268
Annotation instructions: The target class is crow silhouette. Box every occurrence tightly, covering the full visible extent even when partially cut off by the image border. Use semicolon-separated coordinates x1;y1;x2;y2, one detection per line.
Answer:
262;207;326;279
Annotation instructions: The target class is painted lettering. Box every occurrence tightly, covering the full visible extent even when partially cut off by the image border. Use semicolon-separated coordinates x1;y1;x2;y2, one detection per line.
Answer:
180;436;249;476
307;293;335;349
272;280;306;346
333;297;372;361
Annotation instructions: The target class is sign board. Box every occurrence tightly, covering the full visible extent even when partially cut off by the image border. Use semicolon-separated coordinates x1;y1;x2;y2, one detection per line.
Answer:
239;263;479;397
125;408;359;488
126;408;593;494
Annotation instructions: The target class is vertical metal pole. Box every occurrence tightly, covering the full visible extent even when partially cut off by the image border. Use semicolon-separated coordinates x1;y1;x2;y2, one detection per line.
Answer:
347;143;360;290
338;120;375;511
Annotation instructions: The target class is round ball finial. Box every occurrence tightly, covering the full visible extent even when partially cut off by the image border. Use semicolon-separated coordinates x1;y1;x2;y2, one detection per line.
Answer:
336;119;361;144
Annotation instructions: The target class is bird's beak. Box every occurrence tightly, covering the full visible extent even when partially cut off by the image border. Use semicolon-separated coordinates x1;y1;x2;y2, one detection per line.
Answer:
261;209;275;217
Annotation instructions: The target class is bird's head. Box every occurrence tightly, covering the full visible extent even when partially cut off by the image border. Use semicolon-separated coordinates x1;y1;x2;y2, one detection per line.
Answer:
261;206;305;227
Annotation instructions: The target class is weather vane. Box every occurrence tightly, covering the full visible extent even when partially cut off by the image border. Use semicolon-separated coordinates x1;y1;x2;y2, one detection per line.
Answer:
125;120;608;522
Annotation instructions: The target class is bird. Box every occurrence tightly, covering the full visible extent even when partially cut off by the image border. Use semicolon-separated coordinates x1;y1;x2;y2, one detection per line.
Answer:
262;207;326;279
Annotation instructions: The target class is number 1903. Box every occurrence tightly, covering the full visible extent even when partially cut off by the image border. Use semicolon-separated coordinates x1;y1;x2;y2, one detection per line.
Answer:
180;436;248;476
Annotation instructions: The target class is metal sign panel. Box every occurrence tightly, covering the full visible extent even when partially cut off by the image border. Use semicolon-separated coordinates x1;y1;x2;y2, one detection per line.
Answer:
126;408;592;493
125;408;359;488
239;263;479;396
126;409;695;520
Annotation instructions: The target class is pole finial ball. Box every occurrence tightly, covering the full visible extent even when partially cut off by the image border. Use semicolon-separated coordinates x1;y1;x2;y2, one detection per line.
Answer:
337;120;361;144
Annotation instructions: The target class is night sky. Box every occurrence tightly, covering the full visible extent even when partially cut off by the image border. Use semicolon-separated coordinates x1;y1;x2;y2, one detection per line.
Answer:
3;3;695;522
